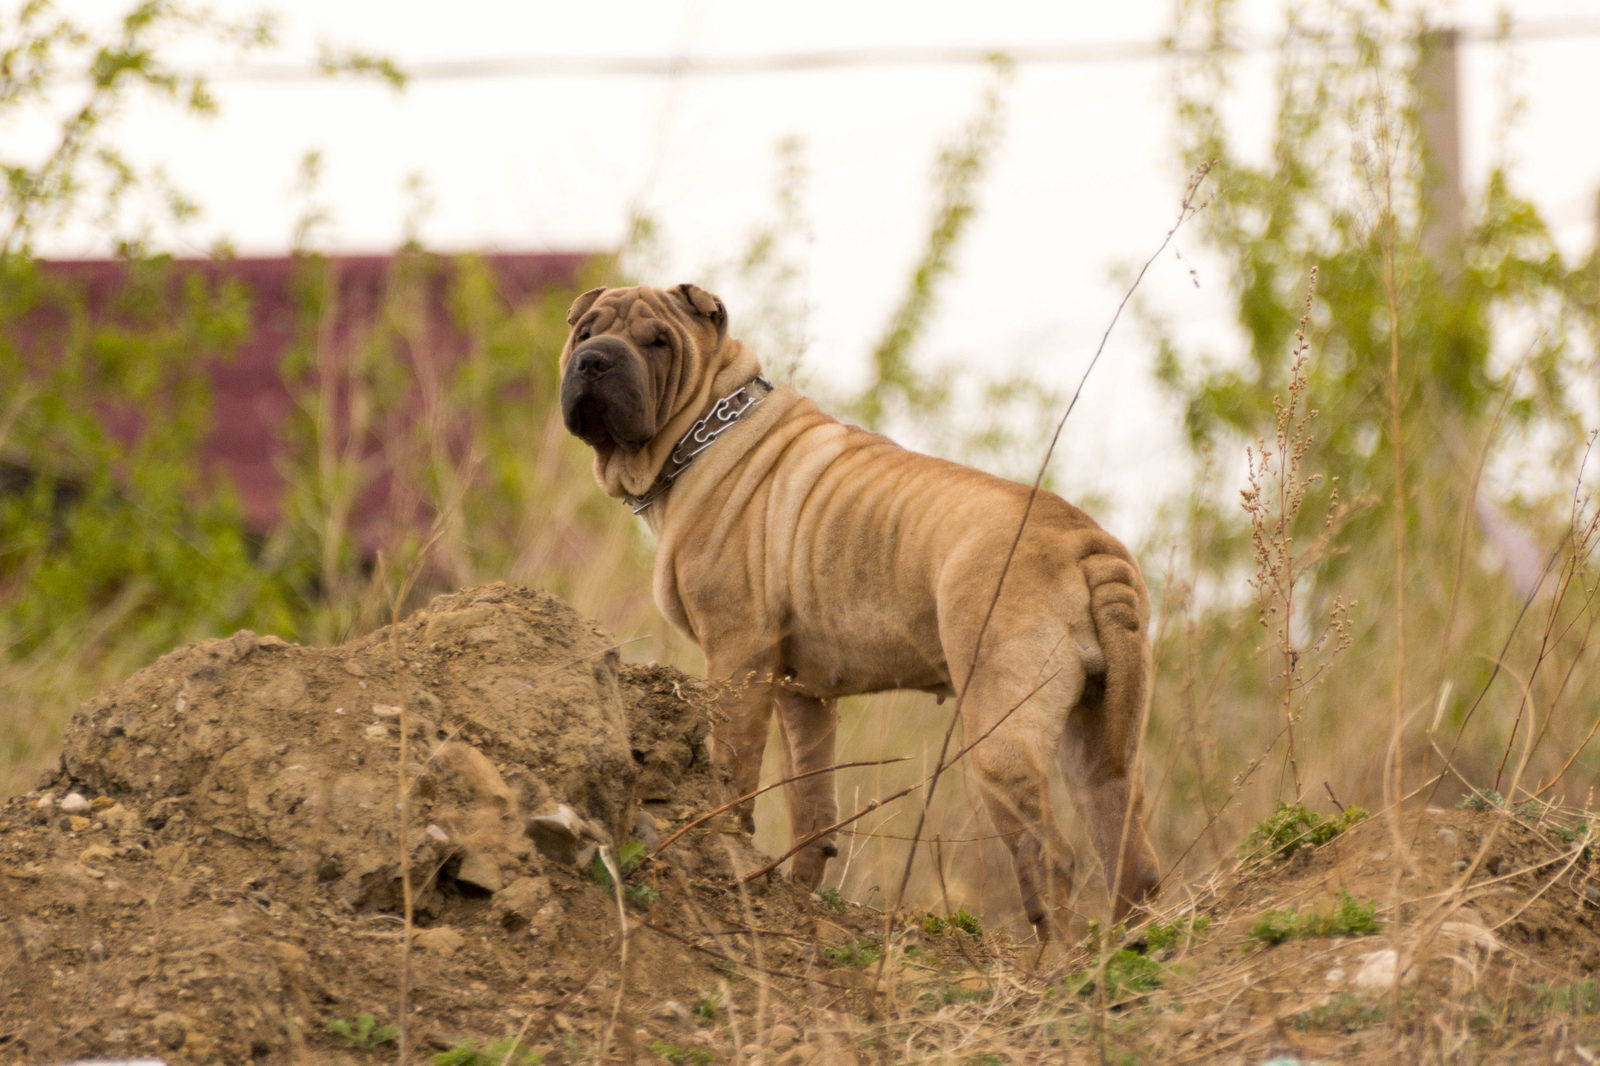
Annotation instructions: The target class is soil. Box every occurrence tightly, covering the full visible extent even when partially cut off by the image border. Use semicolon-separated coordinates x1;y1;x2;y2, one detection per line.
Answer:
1;583;1597;1065
0;585;884;1065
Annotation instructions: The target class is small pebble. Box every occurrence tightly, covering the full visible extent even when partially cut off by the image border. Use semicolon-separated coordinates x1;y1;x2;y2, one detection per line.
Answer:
766;1023;799;1052
60;793;91;815
1354;948;1399;989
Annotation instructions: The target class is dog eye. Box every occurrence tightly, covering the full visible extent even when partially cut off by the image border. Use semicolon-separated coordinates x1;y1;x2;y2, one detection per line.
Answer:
574;324;591;343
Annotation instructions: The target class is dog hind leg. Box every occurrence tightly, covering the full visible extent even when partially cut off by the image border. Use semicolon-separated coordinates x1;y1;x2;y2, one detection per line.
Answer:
964;675;1081;943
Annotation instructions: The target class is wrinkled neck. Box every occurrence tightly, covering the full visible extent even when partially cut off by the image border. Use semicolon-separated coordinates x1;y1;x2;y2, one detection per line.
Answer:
592;338;761;500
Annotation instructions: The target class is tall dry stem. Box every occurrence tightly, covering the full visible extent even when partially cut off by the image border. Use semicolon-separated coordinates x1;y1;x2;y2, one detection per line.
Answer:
1240;268;1352;802
881;162;1215;946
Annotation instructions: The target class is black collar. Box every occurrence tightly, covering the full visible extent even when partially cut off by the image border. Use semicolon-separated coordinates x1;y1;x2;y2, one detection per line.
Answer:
625;376;773;514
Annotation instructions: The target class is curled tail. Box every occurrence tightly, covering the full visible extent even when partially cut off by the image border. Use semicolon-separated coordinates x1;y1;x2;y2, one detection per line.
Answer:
1079;533;1153;769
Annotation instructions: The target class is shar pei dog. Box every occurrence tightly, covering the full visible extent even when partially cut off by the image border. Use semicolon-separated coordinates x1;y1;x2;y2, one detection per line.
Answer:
558;283;1159;938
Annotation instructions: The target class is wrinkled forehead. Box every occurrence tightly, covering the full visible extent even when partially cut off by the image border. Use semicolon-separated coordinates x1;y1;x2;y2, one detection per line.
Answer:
586;288;679;337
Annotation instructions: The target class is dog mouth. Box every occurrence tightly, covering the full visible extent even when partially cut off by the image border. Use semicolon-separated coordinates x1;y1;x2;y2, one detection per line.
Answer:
563;390;650;452
560;340;656;452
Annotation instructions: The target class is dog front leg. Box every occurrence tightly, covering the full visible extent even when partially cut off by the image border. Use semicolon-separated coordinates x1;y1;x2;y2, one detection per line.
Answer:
706;662;777;835
774;688;839;890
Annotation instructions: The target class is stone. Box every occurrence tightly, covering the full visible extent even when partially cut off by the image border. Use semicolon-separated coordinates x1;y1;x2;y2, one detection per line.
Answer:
492;876;553;931
766;1023;799;1052
60;792;91;815
527;804;607;867
1353;948;1399;989
411;925;465;955
152;1010;190;1049
455;851;504;894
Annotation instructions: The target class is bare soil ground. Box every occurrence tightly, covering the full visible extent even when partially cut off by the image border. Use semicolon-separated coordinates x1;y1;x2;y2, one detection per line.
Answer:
1;584;1596;1064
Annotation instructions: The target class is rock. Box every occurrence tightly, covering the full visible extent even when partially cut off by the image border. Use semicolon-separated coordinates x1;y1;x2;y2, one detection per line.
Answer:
67;815;92;833
152;1010;190;1049
632;808;662;850
100;803;141;836
92;794;116;811
11;918;52;960
411;925;465;955
528;804;609;867
455;851;504;894
492;876;553;931
60;792;91;815
1353;948;1398;989
766;1023;799;1052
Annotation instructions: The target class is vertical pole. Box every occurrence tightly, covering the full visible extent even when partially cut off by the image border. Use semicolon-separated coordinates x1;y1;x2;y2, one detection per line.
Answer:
1417;27;1463;270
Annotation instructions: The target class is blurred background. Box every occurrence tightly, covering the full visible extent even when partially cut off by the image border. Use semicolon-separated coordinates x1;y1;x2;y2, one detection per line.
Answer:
3;0;1598;930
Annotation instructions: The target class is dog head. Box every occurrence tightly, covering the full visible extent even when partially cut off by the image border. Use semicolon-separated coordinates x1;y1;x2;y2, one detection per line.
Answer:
559;283;759;500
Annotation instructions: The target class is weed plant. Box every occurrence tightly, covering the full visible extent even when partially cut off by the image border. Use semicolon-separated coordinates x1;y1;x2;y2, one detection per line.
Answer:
1249;891;1381;945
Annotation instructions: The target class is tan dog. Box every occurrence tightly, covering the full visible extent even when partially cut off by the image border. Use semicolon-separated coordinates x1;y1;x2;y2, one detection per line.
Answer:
558;283;1158;937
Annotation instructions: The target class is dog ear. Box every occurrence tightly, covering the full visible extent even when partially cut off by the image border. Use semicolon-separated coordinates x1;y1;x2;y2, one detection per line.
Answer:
673;283;727;342
566;287;606;326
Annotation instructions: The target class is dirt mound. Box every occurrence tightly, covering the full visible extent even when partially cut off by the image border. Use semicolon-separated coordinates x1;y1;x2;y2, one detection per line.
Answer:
3;583;1596;1064
0;584;879;1066
1089;802;1600;1063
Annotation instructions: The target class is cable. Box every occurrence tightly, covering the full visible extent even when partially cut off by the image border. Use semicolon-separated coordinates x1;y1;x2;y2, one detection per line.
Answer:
205;18;1600;84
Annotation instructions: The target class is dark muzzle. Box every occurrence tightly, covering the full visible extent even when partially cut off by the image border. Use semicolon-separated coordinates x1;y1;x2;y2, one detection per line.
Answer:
560;337;655;450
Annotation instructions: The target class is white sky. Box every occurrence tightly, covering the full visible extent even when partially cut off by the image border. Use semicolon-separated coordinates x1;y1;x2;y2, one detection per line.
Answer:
25;0;1600;540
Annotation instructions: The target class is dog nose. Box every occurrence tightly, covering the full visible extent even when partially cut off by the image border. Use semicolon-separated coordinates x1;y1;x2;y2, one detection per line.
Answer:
573;346;611;380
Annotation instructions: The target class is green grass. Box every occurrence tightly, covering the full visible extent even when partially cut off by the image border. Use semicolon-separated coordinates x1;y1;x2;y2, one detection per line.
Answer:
1067;948;1169;1002
1144;914;1211;951
325;1013;399;1051
1533;979;1600;1017
431;1036;543;1066
822;939;883;968
1250;891;1380;945
1239;802;1371;867
1290;991;1389;1033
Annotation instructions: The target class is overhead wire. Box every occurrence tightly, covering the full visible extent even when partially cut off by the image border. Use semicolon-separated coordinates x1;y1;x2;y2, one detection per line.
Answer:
204;18;1600;84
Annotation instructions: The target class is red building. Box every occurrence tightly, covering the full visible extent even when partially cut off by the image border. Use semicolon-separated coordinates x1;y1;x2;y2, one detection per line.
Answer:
21;253;587;542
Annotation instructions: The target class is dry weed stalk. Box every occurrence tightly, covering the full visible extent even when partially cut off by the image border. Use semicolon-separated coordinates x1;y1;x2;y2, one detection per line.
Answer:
1240;267;1353;802
880;161;1215;963
1518;430;1600;794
